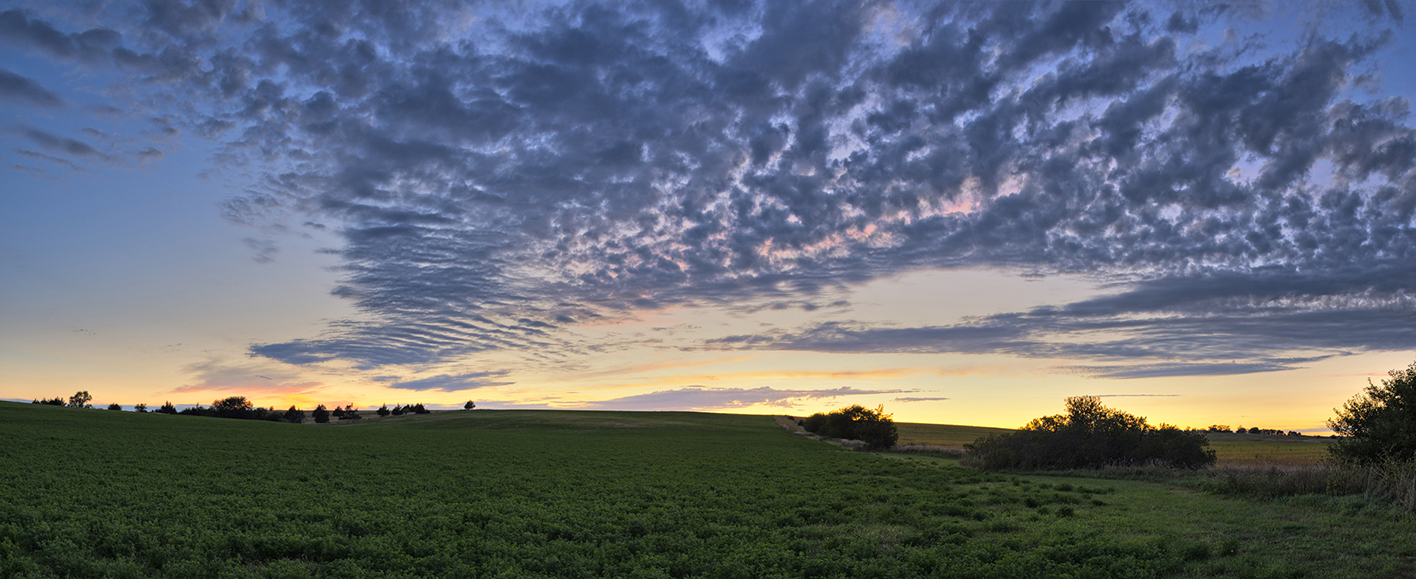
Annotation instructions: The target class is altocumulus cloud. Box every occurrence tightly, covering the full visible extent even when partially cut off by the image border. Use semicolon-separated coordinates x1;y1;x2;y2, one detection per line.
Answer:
381;371;515;392
5;1;1415;377
580;386;909;411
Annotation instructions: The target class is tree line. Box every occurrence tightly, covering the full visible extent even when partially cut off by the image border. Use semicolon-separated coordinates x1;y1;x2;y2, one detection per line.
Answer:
29;392;475;424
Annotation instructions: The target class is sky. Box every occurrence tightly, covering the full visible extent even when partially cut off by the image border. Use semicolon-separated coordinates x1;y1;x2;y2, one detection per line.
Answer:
3;0;1415;431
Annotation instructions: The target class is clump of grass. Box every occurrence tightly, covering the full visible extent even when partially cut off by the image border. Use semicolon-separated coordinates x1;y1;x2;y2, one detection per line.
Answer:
1203;458;1416;514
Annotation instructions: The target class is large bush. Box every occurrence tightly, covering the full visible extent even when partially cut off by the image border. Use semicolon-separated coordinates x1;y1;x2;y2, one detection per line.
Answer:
800;405;898;449
1329;361;1416;464
964;396;1215;470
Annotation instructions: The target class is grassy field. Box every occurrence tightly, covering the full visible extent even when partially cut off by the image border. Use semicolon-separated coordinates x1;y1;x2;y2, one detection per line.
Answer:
2;402;1411;578
895;422;1335;466
1203;433;1334;466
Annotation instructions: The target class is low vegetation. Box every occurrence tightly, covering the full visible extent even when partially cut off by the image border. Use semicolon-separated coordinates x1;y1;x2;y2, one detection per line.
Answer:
799;404;899;449
963;396;1216;470
6;402;1416;578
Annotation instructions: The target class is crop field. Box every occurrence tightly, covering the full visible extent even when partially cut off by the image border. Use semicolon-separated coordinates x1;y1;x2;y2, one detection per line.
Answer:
1202;433;1333;466
895;422;1334;466
892;422;1014;448
2;402;1413;578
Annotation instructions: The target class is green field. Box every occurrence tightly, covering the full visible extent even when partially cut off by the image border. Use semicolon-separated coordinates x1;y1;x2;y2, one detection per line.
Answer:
894;422;1335;466
2;402;1412;578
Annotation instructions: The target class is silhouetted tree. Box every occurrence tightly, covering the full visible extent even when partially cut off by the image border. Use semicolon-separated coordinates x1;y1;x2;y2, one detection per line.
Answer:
340;405;362;420
212;396;254;419
464;400;476;410
68;391;92;409
312;404;330;423
332;405;346;419
1330;361;1416;463
965;396;1215;470
106;403;122;411
391;404;405;416
377;404;390;417
134;403;147;413
284;406;305;423
156;401;178;414
800;405;898;449
411;403;430;415
35;396;66;406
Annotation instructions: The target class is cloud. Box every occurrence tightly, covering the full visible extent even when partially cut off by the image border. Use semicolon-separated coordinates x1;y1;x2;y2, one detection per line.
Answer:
10;1;1415;377
171;357;327;401
16;149;88;173
0;68;63;106
383;371;514;392
894;397;949;402
18;127;107;160
579;386;909;411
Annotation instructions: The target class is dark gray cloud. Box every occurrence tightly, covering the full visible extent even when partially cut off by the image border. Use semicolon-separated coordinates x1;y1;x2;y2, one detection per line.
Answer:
19;127;106;159
0;68;63;106
8;1;1415;375
581;386;909;411
381;371;515;392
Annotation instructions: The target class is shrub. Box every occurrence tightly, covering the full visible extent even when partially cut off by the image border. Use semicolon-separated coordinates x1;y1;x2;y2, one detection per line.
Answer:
332;406;346;419
340;406;362;420
391;405;406;416
464;401;476;410
963;396;1215;470
156;401;178;414
799;405;898;449
312;404;330;424
284;406;305;423
106;403;122;411
134;403;147;413
1329;361;1416;464
377;405;390;417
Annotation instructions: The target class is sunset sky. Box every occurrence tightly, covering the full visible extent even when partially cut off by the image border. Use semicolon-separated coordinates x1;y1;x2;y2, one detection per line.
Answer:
3;0;1416;431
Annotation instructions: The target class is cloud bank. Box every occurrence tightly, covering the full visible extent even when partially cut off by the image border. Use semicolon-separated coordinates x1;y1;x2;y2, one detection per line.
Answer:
5;1;1415;378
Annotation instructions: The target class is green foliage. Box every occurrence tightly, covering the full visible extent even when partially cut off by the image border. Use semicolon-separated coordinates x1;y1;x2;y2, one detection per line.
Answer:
312;405;330;424
67;391;92;409
965;396;1216;470
800;405;899;449
1329;361;1416;464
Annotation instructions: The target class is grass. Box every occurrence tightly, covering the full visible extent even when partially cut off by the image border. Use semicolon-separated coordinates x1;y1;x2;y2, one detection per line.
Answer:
3;402;1414;578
